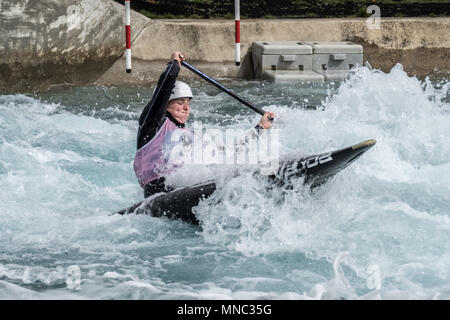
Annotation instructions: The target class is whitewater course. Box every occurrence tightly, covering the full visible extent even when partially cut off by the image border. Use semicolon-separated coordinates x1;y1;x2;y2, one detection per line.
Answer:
1;0;449;300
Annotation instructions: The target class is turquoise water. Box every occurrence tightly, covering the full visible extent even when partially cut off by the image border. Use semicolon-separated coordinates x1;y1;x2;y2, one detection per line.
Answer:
0;64;449;299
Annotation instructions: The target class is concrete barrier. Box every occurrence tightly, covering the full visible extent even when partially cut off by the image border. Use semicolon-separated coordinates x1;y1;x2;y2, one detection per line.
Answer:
1;0;449;93
0;0;148;93
98;17;450;86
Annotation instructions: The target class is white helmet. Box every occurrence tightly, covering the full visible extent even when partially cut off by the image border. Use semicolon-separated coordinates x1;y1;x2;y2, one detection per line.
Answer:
169;81;193;101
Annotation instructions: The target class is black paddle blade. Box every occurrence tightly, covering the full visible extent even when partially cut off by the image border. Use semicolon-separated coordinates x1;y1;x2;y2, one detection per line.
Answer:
111;200;143;216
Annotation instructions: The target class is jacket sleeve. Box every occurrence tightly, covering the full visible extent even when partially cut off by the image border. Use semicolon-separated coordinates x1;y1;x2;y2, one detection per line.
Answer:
137;60;180;149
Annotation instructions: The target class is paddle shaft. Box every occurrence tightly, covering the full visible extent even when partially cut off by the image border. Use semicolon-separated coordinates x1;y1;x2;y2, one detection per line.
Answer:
181;61;271;118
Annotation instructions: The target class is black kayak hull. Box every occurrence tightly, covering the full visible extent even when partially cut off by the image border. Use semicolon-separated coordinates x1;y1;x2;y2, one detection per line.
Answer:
116;139;376;224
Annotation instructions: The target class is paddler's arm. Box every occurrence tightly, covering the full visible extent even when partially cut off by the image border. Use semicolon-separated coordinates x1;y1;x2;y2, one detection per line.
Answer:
137;53;185;149
232;112;275;151
254;111;275;135
248;111;275;140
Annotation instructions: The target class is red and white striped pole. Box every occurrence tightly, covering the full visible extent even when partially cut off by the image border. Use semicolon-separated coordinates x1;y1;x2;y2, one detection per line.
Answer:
234;0;240;66
125;0;132;73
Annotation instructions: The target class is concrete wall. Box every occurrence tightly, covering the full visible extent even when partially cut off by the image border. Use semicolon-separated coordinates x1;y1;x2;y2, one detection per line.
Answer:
1;0;449;93
0;0;148;92
98;17;450;86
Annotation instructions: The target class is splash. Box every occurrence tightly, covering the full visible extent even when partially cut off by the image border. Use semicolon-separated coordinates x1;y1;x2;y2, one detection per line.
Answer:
0;65;449;299
195;64;449;297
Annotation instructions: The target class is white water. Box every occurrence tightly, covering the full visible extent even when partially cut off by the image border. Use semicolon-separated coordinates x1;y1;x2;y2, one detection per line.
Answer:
0;64;449;299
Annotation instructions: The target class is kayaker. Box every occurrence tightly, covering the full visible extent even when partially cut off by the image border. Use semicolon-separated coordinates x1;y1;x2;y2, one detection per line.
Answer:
134;51;275;198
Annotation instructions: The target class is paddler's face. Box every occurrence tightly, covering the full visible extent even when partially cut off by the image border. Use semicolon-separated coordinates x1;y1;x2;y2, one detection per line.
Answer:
167;97;190;124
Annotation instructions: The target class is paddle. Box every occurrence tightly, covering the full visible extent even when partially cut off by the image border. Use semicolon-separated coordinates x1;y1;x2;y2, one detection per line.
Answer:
111;199;144;216
181;60;273;120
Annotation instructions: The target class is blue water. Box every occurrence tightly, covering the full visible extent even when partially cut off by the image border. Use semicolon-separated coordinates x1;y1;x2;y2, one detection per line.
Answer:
0;64;449;299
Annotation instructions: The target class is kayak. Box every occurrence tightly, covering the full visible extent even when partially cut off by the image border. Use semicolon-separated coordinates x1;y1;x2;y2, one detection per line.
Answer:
115;139;376;224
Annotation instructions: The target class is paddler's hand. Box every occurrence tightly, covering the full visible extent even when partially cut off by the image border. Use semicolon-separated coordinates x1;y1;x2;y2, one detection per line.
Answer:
171;51;186;67
257;112;275;129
